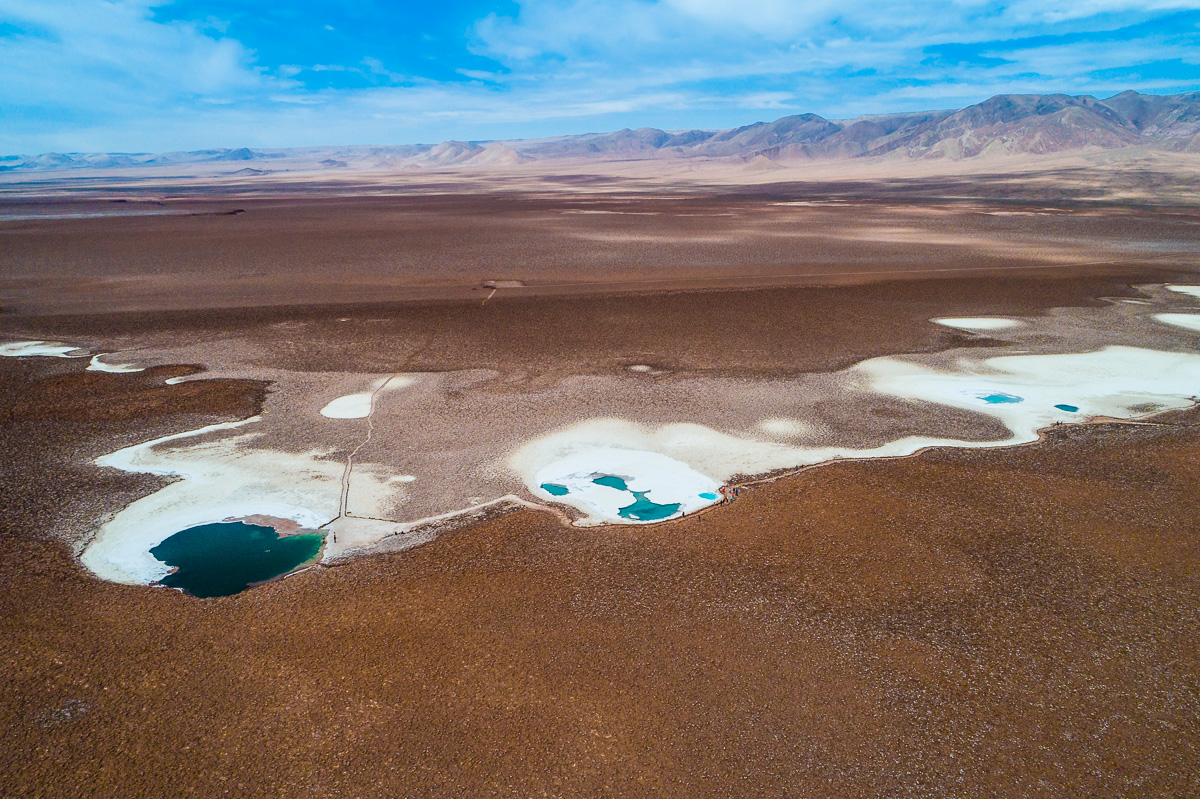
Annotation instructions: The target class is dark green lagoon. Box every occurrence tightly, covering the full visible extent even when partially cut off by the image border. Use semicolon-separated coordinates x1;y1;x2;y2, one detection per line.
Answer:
150;521;324;598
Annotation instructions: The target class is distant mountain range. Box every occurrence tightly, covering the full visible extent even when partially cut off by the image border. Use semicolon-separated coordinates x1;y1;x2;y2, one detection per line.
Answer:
5;90;1199;173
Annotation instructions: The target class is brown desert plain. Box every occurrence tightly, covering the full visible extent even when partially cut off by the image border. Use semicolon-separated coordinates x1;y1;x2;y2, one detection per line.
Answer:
2;151;1200;797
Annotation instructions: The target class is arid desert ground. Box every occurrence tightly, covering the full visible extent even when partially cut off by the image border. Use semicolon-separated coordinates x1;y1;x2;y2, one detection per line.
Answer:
3;152;1200;796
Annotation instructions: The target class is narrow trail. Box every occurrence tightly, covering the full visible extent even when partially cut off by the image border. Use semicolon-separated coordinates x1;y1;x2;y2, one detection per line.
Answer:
339;494;576;535
335;335;435;520
336;373;400;517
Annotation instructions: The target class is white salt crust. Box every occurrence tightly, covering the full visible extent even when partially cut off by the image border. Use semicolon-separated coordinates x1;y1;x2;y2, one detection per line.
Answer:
932;317;1022;331
87;354;144;373
1154;314;1200;332
509;346;1200;525
0;340;87;358
320;376;415;418
320;393;374;418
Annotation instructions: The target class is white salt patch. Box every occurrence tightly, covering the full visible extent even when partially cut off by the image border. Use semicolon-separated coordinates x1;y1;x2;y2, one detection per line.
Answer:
1154;313;1200;332
628;364;654;373
862;346;1200;438
164;376;188;385
390;474;417;483
0;340;87;358
87;354;144;373
757;418;808;437
932;317;1021;331
1165;285;1200;299
320;375;416;419
531;446;720;524
94;418;260;476
512;346;1200;526
320;393;374;418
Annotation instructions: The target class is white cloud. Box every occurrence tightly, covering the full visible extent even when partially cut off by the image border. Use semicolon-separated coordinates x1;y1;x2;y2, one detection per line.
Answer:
0;1;268;99
1004;0;1200;23
1;0;1198;152
664;0;843;36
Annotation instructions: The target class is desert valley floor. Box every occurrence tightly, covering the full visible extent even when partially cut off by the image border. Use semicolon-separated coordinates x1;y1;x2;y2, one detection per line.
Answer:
2;155;1200;796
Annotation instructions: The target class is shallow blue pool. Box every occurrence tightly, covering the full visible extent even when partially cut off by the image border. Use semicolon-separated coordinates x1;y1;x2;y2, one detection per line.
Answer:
1054;403;1079;412
537;473;714;522
617;490;682;521
592;475;630;491
979;392;1023;404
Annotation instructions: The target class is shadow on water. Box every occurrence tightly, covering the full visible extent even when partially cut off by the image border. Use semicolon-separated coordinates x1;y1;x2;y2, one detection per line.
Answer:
149;521;324;598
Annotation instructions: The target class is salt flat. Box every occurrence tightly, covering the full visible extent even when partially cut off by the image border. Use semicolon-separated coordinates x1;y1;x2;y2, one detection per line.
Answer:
4;275;1196;584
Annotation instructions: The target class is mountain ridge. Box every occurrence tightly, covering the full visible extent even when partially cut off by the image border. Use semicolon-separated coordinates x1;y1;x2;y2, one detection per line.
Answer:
5;90;1200;173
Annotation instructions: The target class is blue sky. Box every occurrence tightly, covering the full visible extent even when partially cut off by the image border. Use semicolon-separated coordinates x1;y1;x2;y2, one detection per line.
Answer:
2;0;1199;153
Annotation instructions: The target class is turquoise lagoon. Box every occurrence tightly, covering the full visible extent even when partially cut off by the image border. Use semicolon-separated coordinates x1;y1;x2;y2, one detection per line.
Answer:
150;521;324;598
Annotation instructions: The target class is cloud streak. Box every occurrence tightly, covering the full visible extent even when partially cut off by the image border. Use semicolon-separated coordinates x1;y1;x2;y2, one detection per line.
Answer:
1;0;1199;152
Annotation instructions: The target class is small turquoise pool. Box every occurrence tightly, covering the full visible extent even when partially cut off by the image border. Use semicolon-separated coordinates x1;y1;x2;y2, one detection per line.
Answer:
617;490;681;521
149;521;324;598
536;472;719;522
585;476;682;521
1054;403;1079;412
979;392;1023;404
592;475;629;491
